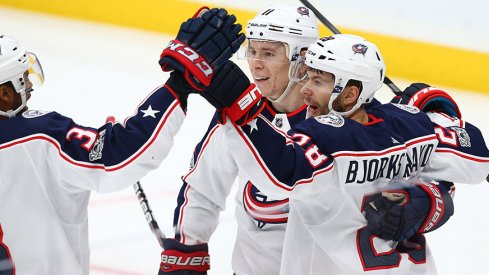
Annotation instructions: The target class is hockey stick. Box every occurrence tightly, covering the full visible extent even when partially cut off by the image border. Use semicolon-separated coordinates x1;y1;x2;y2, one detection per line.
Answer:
105;116;166;248
133;181;166;249
299;0;403;96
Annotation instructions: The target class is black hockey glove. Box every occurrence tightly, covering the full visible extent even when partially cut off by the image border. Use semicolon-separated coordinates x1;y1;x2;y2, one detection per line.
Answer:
201;60;265;126
159;7;245;91
364;181;454;242
391;83;462;119
164;71;198;111
158;238;210;275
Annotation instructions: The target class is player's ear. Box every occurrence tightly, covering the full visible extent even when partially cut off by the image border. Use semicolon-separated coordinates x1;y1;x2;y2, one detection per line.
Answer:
0;83;15;111
343;84;361;106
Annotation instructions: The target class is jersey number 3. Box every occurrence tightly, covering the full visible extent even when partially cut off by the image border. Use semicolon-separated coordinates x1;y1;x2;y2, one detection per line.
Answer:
0;225;15;275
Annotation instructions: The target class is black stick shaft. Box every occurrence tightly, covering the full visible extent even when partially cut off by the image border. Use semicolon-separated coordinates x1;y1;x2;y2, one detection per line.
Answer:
133;181;166;248
299;0;403;96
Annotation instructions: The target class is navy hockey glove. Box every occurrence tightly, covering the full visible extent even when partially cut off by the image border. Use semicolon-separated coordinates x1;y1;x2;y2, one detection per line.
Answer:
201;60;265;126
391;83;462;119
364;181;454;242
159;238;210;275
165;71;198;111
159;7;246;91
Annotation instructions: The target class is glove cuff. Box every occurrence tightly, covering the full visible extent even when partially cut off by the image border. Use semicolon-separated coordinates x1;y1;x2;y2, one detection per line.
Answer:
224;83;263;125
416;182;453;234
160;249;210;273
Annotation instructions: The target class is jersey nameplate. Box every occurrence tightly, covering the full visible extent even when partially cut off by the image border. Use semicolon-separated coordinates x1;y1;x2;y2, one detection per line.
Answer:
314;113;344;127
22;110;51;118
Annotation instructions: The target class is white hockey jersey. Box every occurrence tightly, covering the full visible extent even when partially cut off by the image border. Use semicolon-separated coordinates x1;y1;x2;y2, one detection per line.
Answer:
0;85;185;275
223;102;489;275
173;101;307;275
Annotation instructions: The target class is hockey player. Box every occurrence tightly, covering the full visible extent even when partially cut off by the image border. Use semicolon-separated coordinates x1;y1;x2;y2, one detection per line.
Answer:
197;34;489;274
0;7;246;275
158;4;319;275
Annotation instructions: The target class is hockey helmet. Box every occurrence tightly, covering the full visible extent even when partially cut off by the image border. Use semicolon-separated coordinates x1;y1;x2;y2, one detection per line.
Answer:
0;35;44;117
245;4;319;62
299;34;385;116
240;4;319;102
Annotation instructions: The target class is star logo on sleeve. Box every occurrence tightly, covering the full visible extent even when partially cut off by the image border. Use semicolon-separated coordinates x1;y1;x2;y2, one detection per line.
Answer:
140;105;160;118
248;118;258;133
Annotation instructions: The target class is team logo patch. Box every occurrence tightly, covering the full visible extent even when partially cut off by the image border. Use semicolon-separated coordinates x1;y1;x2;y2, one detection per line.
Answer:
22;109;51;118
352;43;368;55
314;112;345;127
297;6;309;16
391;103;420;114
243;182;289;228
89;129;106;161
451;126;471;147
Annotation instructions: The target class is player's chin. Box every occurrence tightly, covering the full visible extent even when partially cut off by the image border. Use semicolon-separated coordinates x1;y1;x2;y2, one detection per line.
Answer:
254;82;272;97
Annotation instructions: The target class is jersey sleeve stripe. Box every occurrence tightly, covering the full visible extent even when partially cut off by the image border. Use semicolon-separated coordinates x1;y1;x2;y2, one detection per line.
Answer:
177;184;192;244
435;148;489;162
183;124;221;182
232;121;294;191
0;100;180;171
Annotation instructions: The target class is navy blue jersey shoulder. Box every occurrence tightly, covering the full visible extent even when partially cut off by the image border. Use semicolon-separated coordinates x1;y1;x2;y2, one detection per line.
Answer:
0;85;180;166
189;100;307;165
292;103;435;156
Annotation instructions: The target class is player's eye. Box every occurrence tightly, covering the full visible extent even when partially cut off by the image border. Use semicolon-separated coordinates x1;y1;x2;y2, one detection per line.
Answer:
248;49;257;57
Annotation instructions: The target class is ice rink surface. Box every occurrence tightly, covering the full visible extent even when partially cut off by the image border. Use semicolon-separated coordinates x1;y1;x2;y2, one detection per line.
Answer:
2;7;489;275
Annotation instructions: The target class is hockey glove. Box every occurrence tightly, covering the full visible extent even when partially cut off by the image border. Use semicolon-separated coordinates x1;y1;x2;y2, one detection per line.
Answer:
201;60;265;126
159;7;246;91
364;181;454;242
165;71;198;111
391;83;462;119
159;238;210;275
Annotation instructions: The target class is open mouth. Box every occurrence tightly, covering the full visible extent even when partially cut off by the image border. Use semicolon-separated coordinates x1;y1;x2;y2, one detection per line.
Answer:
254;76;270;83
307;104;320;117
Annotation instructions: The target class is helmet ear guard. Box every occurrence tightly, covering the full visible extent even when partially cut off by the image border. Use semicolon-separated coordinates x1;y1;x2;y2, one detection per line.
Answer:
304;34;386;116
0;35;44;117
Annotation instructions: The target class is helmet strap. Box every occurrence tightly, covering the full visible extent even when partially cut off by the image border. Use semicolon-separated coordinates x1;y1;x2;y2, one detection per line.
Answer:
269;80;296;103
328;92;364;118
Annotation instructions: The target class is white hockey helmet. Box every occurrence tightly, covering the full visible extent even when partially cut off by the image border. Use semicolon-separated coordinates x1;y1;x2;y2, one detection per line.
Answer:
244;4;319;102
304;34;385;116
246;4;319;62
0;35;44;117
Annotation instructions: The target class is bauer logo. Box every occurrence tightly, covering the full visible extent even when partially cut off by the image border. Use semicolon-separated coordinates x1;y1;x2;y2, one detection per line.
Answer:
249;23;267;28
297;6;309;16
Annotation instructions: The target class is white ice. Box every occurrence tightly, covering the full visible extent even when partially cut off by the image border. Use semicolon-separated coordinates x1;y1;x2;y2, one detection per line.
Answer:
1;7;489;275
